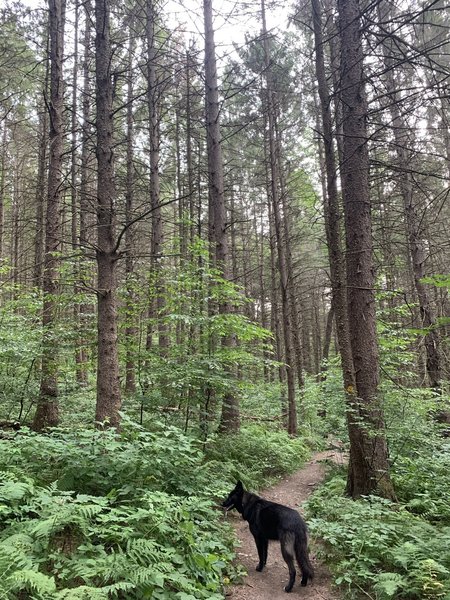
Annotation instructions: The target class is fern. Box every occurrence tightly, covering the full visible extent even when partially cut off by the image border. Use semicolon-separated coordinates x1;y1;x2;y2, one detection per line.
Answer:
374;572;408;598
54;586;109;600
125;537;161;565
128;565;166;587
0;479;33;501
0;533;35;585
55;582;135;599
0;425;251;598
31;516;60;539
10;569;56;597
307;474;450;600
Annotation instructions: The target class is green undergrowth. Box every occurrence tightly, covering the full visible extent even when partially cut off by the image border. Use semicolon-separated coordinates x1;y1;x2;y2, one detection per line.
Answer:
205;424;310;489
303;368;450;599
0;420;309;599
306;442;450;600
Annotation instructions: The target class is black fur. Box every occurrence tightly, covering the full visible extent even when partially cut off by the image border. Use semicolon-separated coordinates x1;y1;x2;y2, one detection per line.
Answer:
222;480;314;593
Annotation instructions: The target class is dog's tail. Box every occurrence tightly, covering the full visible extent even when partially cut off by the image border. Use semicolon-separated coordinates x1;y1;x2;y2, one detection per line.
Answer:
294;529;314;586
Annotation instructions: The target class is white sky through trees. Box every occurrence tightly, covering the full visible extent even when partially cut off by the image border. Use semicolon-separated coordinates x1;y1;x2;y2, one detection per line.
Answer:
10;0;290;63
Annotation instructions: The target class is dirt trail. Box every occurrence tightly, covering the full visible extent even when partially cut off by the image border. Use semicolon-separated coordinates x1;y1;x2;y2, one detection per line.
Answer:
225;450;344;600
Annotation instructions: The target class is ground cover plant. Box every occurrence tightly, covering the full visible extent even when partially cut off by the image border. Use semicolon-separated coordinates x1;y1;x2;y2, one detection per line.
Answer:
0;420;309;599
305;379;450;600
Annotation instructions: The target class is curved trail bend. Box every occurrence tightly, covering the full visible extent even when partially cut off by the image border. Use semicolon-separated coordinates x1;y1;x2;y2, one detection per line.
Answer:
226;450;344;600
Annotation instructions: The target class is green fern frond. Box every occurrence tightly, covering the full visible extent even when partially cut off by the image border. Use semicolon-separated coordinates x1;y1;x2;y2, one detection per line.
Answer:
100;581;136;596
10;568;56;596
0;534;34;574
31;516;60;539
128;565;165;587
374;572;408;597
126;537;160;565
73;503;105;522
55;581;135;600
55;585;109;599
0;479;33;501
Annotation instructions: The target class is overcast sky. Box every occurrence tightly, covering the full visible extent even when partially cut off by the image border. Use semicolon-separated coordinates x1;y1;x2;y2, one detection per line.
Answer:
8;0;290;62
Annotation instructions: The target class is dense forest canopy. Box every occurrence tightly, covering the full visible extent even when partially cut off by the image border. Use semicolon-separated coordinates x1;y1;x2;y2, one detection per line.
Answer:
0;0;449;596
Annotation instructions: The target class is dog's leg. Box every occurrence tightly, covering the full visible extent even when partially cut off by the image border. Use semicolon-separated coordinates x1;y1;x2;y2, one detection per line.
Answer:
253;533;267;571
294;530;314;586
262;538;268;567
280;532;296;593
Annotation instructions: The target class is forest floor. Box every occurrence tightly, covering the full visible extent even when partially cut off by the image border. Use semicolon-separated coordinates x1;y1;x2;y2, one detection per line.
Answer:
225;448;345;600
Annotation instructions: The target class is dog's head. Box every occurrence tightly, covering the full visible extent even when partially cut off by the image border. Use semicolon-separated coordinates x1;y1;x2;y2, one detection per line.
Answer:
222;480;244;514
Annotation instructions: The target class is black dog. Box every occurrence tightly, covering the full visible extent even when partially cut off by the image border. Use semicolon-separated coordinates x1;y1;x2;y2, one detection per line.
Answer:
222;481;314;593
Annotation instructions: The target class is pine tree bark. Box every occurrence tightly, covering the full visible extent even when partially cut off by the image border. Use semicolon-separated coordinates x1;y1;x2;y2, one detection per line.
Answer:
277;135;304;389
33;97;48;289
146;0;168;355
125;34;137;394
321;303;334;378
77;1;93;386
33;0;66;430
33;30;50;289
94;0;121;427
337;0;395;498
11;169;19;289
269;199;287;417
0;122;7;263
312;0;358;470
203;0;240;433
71;0;86;385
258;209;270;381
261;0;297;434
185;49;196;251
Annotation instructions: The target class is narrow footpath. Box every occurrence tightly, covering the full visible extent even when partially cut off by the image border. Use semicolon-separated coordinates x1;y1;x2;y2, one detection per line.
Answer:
226;450;344;600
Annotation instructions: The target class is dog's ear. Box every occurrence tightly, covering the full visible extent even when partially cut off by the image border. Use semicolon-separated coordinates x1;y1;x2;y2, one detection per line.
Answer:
236;480;243;491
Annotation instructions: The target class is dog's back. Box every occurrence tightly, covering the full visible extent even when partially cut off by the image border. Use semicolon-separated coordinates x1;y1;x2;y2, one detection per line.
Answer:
243;494;306;540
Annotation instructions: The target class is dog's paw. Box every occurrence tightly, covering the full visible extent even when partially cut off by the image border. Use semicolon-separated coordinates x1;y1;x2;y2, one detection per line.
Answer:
255;564;264;572
284;585;293;593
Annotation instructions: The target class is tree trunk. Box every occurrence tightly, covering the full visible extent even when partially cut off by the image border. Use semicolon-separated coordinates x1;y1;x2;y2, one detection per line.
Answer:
337;0;395;499
185;49;196;251
146;0;168;355
94;0;121;428
268;198;287;420
312;0;357;462
71;0;86;385
321;302;334;378
258;209;270;381
261;0;297;435
125;34;137;394
203;0;240;433
77;1;93;386
33;0;66;431
33;91;49;289
0;121;7;264
277;139;304;389
33;29;50;290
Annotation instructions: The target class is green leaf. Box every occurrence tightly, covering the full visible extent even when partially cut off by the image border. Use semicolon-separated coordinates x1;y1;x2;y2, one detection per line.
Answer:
374;573;407;597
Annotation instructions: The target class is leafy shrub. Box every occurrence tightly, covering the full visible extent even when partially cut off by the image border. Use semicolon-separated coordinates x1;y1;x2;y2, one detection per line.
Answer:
0;422;207;497
206;424;310;490
299;376;450;600
0;478;238;599
382;385;446;458
0;286;41;422
392;446;450;525
0;420;309;598
306;472;450;599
